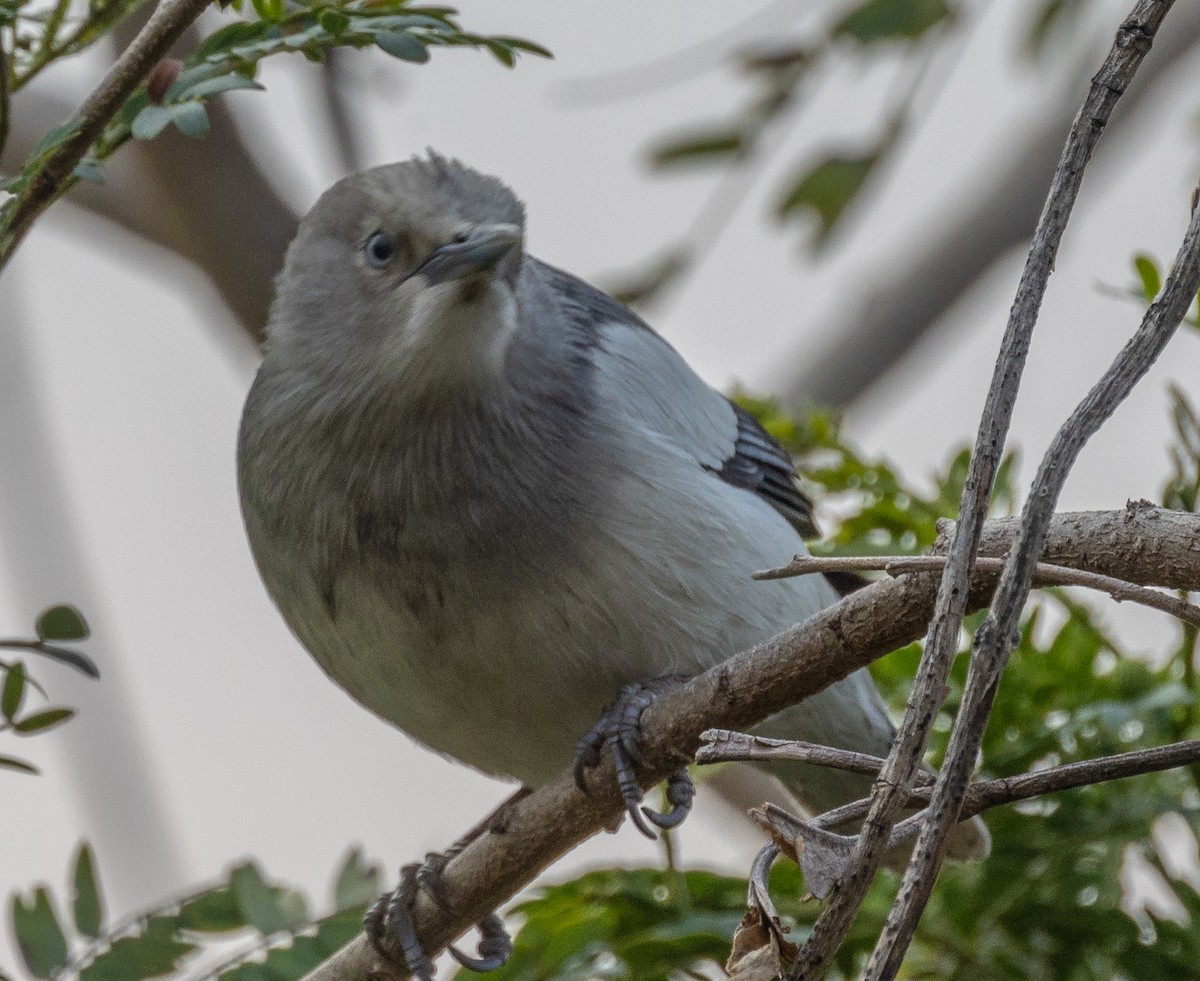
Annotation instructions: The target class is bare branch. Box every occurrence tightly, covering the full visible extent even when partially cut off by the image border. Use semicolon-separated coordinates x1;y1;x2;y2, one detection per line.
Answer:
755;552;1200;628
293;507;1200;981
697;730;934;784
786;4;1181;976
871;155;1200;981
0;0;213;269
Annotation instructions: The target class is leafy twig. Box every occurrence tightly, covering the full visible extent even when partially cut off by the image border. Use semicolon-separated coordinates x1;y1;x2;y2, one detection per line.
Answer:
0;0;214;268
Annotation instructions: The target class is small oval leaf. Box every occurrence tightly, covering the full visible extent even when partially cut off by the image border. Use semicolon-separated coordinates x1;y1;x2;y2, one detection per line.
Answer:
0;753;39;774
2;660;27;720
73;844;105;938
373;31;430;63
15;708;75;734
171;102;211;139
12;887;69;978
36;605;89;642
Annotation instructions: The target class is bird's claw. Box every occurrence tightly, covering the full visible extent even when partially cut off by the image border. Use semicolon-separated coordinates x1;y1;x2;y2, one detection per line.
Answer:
449;914;514;972
364;857;513;978
573;682;695;839
364;864;434;981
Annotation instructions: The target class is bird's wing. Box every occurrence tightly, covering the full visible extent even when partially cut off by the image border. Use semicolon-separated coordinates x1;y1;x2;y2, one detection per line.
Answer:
533;260;817;538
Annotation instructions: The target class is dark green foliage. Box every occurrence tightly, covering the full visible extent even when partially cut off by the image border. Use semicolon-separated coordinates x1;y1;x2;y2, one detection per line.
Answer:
3;850;380;981
72;846;105;940
10;887;68;979
1;605;96;774
35;606;89;644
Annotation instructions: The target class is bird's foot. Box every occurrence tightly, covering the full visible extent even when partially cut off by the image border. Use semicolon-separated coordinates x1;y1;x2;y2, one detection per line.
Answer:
573;681;695;838
364;855;514;979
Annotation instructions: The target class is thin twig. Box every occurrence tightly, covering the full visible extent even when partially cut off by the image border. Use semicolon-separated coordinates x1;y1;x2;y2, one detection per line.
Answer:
0;0;212;269
872;175;1200;978
292;508;1200;981
760;737;1200;858
697;729;935;784
787;4;1178;976
755;553;1200;627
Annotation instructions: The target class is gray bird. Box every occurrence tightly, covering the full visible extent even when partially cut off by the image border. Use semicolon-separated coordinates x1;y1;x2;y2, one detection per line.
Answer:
237;153;989;973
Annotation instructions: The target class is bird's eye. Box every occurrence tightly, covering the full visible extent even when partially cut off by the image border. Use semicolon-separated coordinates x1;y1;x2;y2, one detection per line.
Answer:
365;232;396;268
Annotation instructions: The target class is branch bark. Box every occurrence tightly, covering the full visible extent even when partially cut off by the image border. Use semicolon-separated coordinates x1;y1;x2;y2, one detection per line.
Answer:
294;506;1200;981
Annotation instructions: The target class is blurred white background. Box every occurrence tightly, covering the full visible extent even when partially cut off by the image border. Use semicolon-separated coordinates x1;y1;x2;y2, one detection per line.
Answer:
4;0;1200;969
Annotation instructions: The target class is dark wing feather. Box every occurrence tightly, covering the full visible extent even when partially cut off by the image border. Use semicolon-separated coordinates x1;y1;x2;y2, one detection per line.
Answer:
711;402;818;539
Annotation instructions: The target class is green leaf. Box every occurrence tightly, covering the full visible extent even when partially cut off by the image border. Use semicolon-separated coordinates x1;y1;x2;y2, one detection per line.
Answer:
1134;253;1162;303
14;708;75;733
171;102;210;139
11;887;69;978
777;152;877;244
131;103;189;140
2;660;26;720
332;848;380;912
318;9;349;35
82;916;195;981
28;117;84;162
196;19;269;60
231;864;306;936
177;887;247;933
373;31;429;62
834;0;952;42
650;130;745;168
492;35;552;59
0;753;39;774
29;643;99;679
36;604;89;642
315;908;365;955
72;844;104;938
171;73;263;102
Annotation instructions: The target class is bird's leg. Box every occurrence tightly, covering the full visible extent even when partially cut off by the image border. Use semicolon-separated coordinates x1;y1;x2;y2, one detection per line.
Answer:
573;679;695;838
364;787;530;977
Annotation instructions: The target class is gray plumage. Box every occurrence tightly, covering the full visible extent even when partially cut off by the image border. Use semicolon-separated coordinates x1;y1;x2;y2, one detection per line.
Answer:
238;153;988;856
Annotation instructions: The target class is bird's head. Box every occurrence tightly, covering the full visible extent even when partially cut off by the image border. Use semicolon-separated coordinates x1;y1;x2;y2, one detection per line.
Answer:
265;152;528;405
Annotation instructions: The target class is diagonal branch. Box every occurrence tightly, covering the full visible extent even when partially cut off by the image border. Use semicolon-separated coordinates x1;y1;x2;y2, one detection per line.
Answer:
294;506;1200;981
785;4;1180;977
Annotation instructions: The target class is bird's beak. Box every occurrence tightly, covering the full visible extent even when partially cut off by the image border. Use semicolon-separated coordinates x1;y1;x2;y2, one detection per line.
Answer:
412;223;523;285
